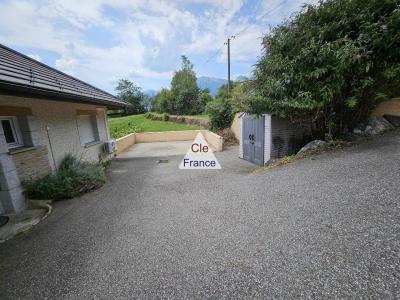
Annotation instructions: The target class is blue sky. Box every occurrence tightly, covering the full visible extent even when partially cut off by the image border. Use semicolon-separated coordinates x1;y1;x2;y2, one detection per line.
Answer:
0;0;317;94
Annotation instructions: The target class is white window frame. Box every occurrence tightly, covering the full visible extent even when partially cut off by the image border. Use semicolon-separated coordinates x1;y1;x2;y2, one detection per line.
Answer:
76;114;100;146
0;116;24;149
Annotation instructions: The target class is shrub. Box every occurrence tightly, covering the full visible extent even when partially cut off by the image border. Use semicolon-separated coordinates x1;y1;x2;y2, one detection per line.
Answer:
162;113;170;121
144;112;153;119
24;155;106;200
251;0;400;137
176;116;186;123
150;114;162;121
109;120;141;139
206;99;234;131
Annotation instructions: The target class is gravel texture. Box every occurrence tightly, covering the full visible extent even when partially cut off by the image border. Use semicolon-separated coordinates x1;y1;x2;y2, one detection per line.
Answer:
0;130;399;299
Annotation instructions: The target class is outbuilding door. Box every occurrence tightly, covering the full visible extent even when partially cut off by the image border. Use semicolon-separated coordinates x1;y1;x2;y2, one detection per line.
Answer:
242;115;265;166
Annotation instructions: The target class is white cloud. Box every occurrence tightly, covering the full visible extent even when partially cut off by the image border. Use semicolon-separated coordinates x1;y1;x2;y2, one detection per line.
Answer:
55;55;78;75
46;0;115;29
0;1;71;53
27;54;41;61
185;0;263;63
257;0;320;24
0;0;317;90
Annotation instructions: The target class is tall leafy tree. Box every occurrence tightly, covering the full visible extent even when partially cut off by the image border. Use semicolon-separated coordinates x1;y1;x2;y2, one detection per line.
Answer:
115;79;145;115
153;88;174;113
142;94;154;112
171;55;200;114
196;88;213;113
249;0;400;137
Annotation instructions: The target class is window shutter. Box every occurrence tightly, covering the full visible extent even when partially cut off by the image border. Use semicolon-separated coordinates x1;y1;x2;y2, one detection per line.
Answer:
77;115;98;145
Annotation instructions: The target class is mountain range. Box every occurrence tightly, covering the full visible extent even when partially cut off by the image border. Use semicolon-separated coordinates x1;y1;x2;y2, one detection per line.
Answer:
144;75;249;97
196;76;228;96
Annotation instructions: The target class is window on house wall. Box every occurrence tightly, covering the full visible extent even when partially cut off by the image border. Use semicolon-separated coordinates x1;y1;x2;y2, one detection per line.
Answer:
0;116;24;149
77;114;99;145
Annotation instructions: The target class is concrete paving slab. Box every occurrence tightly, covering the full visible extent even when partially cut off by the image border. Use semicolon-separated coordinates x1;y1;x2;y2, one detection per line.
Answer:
116;141;193;158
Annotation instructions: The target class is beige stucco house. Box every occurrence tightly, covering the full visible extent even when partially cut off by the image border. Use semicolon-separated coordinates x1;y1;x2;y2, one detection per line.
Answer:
0;44;126;214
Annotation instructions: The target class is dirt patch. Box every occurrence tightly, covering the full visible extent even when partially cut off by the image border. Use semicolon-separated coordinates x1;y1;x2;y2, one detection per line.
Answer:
218;128;239;147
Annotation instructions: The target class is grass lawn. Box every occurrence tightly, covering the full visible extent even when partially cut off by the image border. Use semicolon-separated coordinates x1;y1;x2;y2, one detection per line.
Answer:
109;114;204;139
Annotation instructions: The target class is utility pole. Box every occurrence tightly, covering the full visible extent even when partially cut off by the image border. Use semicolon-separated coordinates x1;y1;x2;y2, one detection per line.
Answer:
225;36;235;93
227;38;231;93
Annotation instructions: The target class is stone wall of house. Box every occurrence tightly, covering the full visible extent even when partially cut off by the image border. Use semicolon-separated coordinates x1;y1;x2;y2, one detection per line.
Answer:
0;95;112;213
0;95;110;169
12;146;52;181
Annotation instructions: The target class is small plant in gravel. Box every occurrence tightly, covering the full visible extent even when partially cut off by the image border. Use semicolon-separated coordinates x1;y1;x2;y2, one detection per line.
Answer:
24;155;106;200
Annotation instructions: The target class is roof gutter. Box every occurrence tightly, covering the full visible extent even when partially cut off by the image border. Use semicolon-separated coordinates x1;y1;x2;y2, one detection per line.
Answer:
0;81;127;109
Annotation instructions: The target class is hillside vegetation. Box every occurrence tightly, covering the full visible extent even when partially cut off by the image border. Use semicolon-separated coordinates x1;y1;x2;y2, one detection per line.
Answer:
244;0;400;137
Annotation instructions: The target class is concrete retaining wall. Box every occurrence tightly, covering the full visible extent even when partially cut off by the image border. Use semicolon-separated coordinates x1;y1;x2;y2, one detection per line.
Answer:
115;133;136;155
115;130;223;155
202;130;223;152
230;112;242;141
371;98;400;117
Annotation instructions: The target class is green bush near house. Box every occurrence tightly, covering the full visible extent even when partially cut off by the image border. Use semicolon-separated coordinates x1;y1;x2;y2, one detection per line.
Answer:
206;99;234;131
24;155;106;200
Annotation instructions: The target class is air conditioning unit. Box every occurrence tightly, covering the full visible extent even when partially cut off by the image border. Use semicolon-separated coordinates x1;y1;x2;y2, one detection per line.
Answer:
103;140;116;154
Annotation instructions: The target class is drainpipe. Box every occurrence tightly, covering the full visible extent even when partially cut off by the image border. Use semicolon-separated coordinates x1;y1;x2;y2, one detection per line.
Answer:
45;125;57;171
98;108;112;159
98;108;111;141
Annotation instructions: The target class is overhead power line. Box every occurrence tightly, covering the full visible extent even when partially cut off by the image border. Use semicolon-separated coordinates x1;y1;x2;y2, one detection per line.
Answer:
233;1;285;38
200;0;285;70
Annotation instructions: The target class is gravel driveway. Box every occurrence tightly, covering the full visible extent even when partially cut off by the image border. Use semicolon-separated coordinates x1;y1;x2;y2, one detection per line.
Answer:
0;130;399;298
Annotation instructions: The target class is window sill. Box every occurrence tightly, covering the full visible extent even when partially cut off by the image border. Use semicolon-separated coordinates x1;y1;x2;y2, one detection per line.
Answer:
9;146;36;155
84;141;101;148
